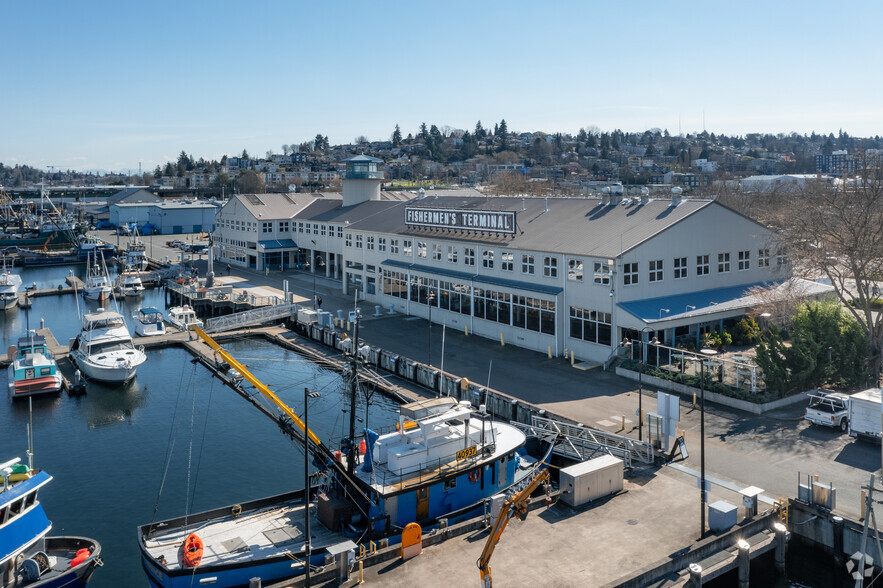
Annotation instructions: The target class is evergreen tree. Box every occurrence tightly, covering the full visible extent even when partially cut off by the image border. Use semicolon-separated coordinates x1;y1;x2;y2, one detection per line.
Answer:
474;121;486;139
419;123;429;143
497;119;509;152
392;124;402;147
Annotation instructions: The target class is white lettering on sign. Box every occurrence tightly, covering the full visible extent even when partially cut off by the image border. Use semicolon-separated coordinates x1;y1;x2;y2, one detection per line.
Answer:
405;207;515;234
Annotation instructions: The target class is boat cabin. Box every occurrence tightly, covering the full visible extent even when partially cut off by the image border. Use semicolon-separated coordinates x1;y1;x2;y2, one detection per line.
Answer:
0;465;51;553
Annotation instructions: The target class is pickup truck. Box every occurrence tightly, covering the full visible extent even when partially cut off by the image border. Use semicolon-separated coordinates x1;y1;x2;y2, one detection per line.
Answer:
804;392;850;432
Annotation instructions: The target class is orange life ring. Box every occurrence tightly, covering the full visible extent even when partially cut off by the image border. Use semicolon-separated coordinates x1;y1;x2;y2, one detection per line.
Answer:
468;469;481;483
182;533;204;568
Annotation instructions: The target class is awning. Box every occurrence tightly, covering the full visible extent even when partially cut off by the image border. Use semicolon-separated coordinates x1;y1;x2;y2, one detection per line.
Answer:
259;239;298;250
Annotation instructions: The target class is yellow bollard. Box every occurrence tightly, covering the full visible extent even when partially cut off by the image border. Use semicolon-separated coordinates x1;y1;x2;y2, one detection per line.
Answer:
692;393;696;409
640;409;644;426
547;345;552;359
570;350;575;366
358;560;364;584
861;490;867;520
464;325;468;336
500;333;505;346
347;321;351;331
620;415;626;431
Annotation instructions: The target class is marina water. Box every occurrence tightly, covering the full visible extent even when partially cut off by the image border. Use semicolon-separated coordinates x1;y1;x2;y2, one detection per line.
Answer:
1;265;400;586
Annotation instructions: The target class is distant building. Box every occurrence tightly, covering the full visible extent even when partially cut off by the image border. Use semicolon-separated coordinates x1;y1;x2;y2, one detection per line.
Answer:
815;150;854;175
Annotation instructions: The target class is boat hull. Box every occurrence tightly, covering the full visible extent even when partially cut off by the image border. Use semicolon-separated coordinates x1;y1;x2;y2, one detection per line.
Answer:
134;323;165;337
8;373;64;397
19;536;103;588
70;351;139;383
1;294;17;310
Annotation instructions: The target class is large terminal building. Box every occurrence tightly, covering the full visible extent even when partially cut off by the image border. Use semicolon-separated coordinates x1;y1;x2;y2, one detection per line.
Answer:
212;155;829;364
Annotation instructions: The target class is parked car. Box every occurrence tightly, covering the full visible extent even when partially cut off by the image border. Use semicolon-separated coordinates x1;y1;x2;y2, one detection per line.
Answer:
117;225;131;235
804;392;850;432
166;240;185;248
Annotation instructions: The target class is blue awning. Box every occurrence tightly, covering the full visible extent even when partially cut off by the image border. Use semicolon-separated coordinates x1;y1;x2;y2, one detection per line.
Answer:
617;281;774;323
259;239;298;250
380;260;563;296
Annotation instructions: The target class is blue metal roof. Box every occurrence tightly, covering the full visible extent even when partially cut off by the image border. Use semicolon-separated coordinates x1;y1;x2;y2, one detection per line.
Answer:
259;239;298;250
139;307;162;315
381;260;563;296
617;281;775;324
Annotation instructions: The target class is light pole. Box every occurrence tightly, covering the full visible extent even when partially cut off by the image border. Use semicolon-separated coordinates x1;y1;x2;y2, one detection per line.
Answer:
621;326;655;441
428;289;435;366
697;346;716;539
310;239;317;309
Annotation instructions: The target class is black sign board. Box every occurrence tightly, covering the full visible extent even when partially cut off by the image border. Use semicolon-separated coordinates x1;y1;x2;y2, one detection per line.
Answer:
405;207;516;235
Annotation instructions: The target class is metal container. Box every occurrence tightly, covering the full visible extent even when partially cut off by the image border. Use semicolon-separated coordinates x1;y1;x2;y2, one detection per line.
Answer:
559;455;623;507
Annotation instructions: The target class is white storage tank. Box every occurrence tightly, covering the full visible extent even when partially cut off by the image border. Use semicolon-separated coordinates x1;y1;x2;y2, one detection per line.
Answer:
559;454;624;508
298;308;318;325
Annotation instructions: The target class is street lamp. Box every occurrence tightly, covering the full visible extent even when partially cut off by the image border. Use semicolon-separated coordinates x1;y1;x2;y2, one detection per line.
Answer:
685;304;696;313
659;308;670;319
427;289;436;366
697;346;717;539
310;239;317;309
621;326;655;441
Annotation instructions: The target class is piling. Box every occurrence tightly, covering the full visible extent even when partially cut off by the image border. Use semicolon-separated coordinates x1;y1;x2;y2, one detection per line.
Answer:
774;522;788;573
737;539;750;588
832;516;844;571
687;563;702;587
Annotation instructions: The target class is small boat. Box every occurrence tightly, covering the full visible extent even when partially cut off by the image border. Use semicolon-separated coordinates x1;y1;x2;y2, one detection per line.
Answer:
133;307;166;337
70;308;147;383
0;256;22;310
74;235;115;260
81;251;112;302
167;306;203;331
118;274;145;297
0;457;102;587
121;228;149;271
7;331;63;398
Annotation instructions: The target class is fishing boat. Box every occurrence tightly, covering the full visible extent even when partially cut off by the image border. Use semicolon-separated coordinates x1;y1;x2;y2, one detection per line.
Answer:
6;332;63;398
166;306;203;331
0;457;102;587
121;227;149;271
133;307;166;337
74;235;115;261
0;256;22;310
81;251;112;302
138;324;540;588
69;309;146;383
118;274;145;297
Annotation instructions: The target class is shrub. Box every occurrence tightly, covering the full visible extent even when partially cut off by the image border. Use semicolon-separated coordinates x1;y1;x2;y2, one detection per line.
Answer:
731;317;761;346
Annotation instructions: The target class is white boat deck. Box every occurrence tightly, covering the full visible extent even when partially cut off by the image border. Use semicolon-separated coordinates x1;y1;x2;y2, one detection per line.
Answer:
142;500;343;572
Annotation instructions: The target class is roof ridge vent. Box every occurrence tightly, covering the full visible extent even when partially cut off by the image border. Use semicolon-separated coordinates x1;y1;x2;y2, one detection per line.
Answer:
670;187;683;206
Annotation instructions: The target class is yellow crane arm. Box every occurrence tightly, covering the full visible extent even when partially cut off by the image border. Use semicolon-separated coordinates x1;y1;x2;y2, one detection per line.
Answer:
193;326;323;447
477;468;550;588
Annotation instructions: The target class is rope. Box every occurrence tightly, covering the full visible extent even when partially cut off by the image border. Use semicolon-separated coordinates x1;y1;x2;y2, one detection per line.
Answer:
150;356;192;525
185;362;198;527
188;370;215;520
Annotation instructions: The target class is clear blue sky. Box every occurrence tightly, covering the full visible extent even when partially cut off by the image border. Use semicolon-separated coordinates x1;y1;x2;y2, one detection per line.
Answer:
3;0;882;173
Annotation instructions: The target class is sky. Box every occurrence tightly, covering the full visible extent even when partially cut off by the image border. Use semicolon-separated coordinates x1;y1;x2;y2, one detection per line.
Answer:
3;0;882;173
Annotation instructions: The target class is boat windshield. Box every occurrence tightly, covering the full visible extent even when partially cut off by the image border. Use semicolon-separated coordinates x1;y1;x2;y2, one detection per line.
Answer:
87;340;134;354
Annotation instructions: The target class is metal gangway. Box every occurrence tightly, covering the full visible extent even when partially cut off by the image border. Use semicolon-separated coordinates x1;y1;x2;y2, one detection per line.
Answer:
204;303;297;333
510;415;658;469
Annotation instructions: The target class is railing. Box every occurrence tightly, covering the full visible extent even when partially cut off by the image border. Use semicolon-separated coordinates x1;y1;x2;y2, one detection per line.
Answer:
165;279;283;308
205;304;298;333
624;339;764;394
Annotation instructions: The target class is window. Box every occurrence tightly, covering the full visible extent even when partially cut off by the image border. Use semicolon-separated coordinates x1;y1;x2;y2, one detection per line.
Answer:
758;248;770;267
718;253;730;273
593;261;611;284
298;222;304;232
649;260;663;282
738;250;750;270
623;262;638;285
432;244;442;261
390;239;399;254
262;222;273;233
417;241;427;258
568;259;583;281
313;223;318;234
403;240;412;256
378;237;387;252
305;223;311;234
569;307;612;345
697;255;709;276
337;226;343;238
674;257;687;279
278;221;289;232
776;246;789;267
345;233;352;248
367;236;375;250
465;247;475;266
356;234;363;249
522;254;535;274
501;252;514;271
512;295;556;335
543;256;558;278
320;224;326;236
447;245;458;263
482;249;494;269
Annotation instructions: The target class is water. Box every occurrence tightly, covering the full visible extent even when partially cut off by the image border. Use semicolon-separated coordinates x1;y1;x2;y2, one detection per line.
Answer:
1;266;401;587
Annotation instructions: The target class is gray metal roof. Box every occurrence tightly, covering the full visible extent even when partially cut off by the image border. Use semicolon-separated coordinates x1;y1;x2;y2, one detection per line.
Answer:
292;195;715;258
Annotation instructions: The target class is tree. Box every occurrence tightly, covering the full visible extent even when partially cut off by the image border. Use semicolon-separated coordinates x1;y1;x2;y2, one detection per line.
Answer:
241;149;249;160
215;172;230;188
419;123;429;144
266;149;274;159
314;134;327;152
474;120;486;139
282;144;291;156
392;124;402;147
775;173;883;383
236;169;264;194
497;119;509;152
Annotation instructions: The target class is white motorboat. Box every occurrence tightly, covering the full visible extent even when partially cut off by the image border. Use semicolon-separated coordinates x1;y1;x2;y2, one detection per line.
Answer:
0;256;22;310
133;307;166;337
82;251;112;301
118;273;145;297
167;305;203;331
70;308;147;383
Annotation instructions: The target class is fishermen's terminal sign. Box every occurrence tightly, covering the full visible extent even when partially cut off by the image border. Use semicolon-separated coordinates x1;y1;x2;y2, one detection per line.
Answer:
405;207;516;235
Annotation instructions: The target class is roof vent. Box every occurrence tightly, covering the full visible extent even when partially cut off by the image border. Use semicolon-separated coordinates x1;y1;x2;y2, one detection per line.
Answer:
670;187;683;206
600;186;609;205
608;183;623;205
640;187;650;204
418;188;425;199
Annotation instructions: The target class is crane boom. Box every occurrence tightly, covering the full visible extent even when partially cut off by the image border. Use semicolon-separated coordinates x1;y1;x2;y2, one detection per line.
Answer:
193;325;322;446
477;468;550;588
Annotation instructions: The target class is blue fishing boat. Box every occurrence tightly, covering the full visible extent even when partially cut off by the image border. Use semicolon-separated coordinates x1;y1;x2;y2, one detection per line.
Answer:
6;332;63;398
0;458;102;587
138;326;541;588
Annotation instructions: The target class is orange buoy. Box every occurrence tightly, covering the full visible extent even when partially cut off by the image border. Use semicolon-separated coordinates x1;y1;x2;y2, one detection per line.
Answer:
182;533;204;568
359;439;367;454
70;547;91;568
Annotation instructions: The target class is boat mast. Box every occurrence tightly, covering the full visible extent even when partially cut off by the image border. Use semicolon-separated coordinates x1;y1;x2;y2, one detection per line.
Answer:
304;386;312;587
347;308;360;479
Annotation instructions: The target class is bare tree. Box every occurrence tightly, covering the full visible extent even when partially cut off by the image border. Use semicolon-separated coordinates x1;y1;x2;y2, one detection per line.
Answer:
778;169;883;382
